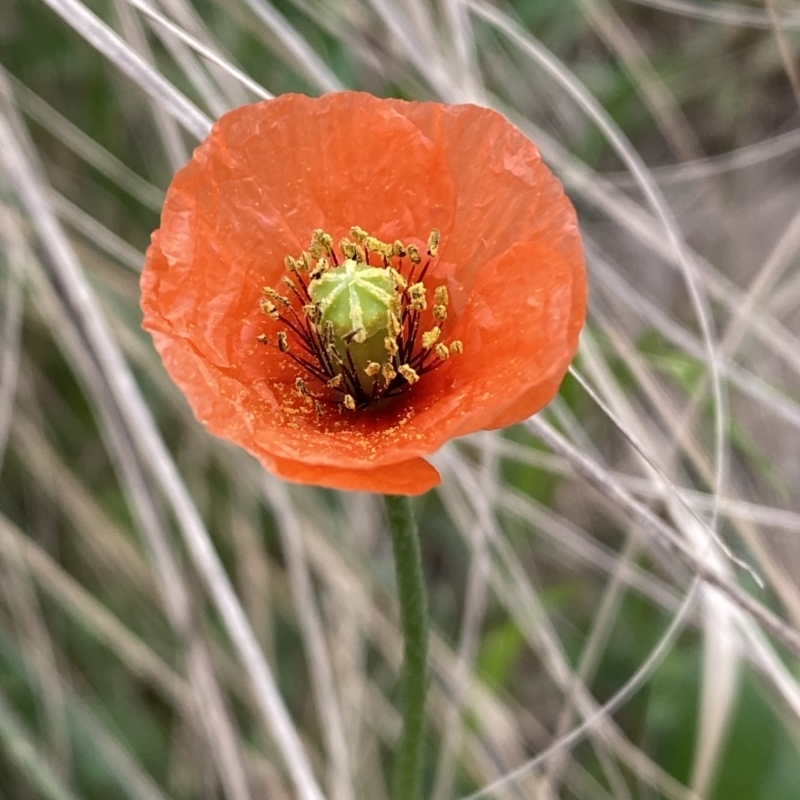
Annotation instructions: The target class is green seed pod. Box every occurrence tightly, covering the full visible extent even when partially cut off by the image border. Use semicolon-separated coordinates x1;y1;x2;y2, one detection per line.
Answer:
308;259;397;392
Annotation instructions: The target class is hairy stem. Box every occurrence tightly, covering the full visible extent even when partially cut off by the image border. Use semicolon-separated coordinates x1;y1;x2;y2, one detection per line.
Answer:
385;495;428;800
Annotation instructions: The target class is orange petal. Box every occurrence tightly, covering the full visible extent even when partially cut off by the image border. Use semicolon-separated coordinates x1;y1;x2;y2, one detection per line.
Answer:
141;93;586;485
265;453;441;495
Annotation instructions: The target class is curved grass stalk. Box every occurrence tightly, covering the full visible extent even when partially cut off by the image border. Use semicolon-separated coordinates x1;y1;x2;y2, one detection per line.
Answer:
0;92;324;800
39;0;212;139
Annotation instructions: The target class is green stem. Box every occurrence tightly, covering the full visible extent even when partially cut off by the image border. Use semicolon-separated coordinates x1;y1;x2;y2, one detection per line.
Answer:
385;494;428;800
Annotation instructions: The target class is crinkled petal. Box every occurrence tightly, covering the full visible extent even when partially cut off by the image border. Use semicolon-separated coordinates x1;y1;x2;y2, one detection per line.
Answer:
265;454;440;495
141;93;586;490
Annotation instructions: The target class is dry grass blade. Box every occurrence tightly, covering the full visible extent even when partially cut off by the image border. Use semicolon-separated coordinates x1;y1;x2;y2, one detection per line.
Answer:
0;81;324;800
0;689;82;800
39;0;212;138
526;418;800;659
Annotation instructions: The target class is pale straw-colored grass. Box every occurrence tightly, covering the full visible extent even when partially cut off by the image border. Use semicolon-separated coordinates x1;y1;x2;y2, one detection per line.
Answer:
2;1;800;798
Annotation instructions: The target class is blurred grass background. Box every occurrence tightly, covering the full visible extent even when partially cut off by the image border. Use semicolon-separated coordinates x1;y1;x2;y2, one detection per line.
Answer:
2;1;800;799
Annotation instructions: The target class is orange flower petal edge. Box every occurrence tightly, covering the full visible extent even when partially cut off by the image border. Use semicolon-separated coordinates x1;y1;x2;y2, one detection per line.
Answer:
141;92;587;495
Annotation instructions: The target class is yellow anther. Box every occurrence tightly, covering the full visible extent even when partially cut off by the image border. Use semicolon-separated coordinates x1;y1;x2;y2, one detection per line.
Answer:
263;286;289;306
310;229;334;258
283;276;297;291
343;394;356;410
408;283;427;311
340;239;357;259
366;236;393;258
302;304;320;323
393;240;406;257
327;374;343;389
421;327;441;349
433;304;447;323
434;285;449;305
398;364;420;384
387;310;403;338
365;362;381;377
309;257;329;280
300;252;312;271
256;333;268;345
278;331;289;352
285;255;298;272
407;244;421;264
389;268;407;290
384;336;399;357
260;300;279;319
382;362;397;383
350;225;369;243
427;229;440;257
435;343;449;360
450;340;464;355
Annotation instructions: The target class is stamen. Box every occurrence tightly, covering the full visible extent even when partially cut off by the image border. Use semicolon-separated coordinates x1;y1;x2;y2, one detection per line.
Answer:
398;364;420;384
310;229;334;259
408;283;426;311
258;226;462;411
421;327;441;349
350;225;369;243
260;300;280;319
427;229;440;257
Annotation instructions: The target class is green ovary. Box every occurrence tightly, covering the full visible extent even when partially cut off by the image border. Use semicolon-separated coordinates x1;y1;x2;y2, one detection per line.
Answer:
308;259;397;392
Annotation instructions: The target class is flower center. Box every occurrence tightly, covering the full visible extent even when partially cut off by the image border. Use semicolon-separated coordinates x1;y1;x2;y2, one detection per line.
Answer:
257;227;462;412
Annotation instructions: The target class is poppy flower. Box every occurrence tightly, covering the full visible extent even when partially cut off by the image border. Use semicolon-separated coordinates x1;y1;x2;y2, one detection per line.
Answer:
140;92;586;495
